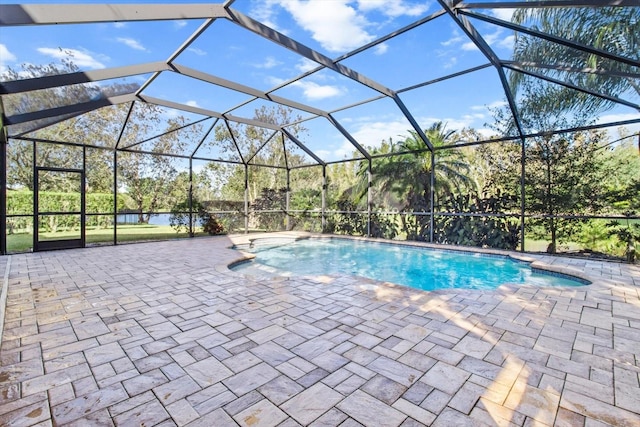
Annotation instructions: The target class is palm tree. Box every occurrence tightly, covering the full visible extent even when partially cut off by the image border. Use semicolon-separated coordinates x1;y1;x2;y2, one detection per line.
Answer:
354;122;474;240
509;7;639;116
399;122;474;200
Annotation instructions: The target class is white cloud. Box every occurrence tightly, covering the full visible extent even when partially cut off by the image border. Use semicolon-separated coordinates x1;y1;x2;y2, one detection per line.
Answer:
291;80;343;100
443;56;457;69
496;35;514;50
113;22;126;29
476;127;497;138
315;150;332;159
0;43;17;64
597;112;640;123
254;56;281;69
319;115;412;161
356;0;429;17
441;31;464;47
350;118;413;148
250;0;284;33
164;109;180;119
185;100;200;108
253;0;428;54
278;0;374;52
462;113;487;121
174;20;188;29
374;43;389;55
484;30;514;51
1;62;33;78
295;58;318;73
492;8;515;21
596;113;640;134
266;76;286;87
333;140;360;159
37;47;107;69
419;116;478;132
187;47;207;56
322;109;504;160
443;27;513;53
116;37;147;51
472;100;508;111
461;41;478;51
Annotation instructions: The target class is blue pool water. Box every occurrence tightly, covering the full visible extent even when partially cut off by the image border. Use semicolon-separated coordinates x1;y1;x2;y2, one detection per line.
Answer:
232;238;588;291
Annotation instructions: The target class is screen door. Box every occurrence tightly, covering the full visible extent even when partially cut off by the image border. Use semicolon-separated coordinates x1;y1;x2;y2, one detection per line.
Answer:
34;167;85;251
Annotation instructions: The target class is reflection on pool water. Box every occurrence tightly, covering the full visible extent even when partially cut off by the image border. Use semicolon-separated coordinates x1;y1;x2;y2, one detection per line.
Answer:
232;238;589;291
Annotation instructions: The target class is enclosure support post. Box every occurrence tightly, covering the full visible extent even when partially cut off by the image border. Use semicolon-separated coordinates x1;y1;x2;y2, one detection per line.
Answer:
520;137;526;252
113;150;118;246
367;159;372;237
321;165;327;234
285;168;291;231
81;146;86;248
244;164;249;234
189;158;193;237
33;141;38;248
430;150;435;243
0;132;7;255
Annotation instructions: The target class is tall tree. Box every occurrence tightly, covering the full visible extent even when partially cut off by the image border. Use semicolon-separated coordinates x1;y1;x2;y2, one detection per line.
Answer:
118;110;202;223
216;106;308;202
494;80;609;253
3;59;135;192
3;58;204;222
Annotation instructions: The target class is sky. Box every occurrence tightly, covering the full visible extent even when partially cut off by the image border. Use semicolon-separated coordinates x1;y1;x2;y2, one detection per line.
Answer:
1;0;638;163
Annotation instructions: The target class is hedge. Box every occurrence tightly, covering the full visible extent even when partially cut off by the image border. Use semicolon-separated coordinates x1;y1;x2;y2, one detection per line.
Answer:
7;190;126;233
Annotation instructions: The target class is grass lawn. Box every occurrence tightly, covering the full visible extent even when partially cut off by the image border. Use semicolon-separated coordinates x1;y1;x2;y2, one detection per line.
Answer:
5;224;208;253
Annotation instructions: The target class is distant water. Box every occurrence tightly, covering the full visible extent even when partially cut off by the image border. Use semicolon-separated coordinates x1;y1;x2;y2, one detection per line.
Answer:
117;213;172;226
148;213;172;226
232;238;588;291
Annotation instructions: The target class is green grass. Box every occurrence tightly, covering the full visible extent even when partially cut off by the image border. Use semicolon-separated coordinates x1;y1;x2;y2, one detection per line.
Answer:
5;224;210;253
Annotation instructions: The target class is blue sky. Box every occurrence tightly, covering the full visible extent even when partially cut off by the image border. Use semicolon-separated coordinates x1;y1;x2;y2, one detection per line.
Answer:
1;0;638;162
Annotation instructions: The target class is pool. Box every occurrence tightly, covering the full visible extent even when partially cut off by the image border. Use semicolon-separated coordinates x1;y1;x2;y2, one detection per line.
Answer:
232;238;589;291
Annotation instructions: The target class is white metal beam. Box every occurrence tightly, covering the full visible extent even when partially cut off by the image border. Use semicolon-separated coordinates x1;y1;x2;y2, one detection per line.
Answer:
3;93;136;125
0;62;171;94
0;4;228;26
139;95;282;131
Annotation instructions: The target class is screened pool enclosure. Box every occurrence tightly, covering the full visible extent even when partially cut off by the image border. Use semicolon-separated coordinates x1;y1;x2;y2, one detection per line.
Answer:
1;1;639;257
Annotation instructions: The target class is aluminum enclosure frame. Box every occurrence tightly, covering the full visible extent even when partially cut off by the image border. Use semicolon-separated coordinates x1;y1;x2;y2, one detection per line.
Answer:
1;1;639;254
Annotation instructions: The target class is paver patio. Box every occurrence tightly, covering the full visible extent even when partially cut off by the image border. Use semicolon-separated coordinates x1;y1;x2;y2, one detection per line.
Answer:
1;233;639;426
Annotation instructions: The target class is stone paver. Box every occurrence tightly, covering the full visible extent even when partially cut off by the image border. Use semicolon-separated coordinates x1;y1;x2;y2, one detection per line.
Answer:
1;232;640;426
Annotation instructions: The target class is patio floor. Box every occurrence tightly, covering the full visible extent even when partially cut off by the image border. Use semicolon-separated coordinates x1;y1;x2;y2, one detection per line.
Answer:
1;233;639;426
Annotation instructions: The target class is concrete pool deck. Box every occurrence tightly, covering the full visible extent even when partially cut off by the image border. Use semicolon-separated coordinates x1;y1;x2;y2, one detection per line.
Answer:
0;232;639;426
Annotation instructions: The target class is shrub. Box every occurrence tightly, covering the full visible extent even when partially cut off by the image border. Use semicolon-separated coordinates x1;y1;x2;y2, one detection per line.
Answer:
170;199;225;235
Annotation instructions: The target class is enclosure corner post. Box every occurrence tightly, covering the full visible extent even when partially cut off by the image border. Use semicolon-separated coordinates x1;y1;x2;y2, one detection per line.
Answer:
0;128;7;255
189;158;193;238
430;150;435;243
285;168;291;232
244;164;249;234
367;159;372;238
520;137;526;252
32;140;38;250
322;165;327;234
81;145;86;248
113;150;118;246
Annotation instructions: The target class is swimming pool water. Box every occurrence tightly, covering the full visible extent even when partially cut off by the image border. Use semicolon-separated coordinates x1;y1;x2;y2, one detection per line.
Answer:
232;238;588;291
